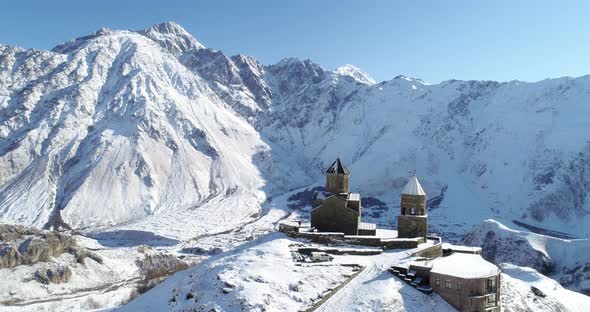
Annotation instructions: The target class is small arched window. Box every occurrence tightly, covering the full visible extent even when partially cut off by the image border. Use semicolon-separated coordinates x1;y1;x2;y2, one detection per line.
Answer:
410;208;415;215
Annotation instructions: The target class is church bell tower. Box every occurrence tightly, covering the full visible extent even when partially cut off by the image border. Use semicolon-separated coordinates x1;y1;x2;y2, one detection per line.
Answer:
397;174;428;239
325;157;350;194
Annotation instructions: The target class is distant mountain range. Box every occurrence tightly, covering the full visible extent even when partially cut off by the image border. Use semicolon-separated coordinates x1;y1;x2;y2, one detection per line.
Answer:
1;22;589;241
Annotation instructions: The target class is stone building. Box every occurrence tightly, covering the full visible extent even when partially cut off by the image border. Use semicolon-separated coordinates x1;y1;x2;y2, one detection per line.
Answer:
429;253;501;312
397;174;428;239
311;158;376;236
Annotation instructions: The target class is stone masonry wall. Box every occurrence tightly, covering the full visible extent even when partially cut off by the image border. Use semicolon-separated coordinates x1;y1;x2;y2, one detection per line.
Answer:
278;223;423;249
397;215;428;239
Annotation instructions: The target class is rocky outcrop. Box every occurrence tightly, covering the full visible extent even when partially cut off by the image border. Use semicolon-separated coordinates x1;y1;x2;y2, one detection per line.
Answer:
0;224;42;241
560;262;590;295
18;233;77;265
0;224;100;269
136;252;189;280
34;266;72;284
0;245;21;268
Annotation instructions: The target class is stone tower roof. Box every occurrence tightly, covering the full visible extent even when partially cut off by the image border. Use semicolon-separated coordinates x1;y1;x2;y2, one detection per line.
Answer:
402;174;426;196
325;157;349;175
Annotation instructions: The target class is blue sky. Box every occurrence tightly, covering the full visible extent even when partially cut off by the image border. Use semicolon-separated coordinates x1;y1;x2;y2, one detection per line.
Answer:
2;0;589;83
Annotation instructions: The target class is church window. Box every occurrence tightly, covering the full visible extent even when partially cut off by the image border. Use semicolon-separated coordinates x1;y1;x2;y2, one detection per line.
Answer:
487;277;496;292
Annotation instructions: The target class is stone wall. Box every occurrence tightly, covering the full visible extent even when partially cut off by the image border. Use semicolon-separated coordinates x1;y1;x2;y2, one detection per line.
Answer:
381;238;423;249
397;215;428;239
413;236;443;258
311;195;359;235
279;222;423;249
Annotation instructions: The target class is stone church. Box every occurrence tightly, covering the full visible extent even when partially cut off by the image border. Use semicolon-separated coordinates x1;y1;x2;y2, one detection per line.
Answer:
311;158;376;236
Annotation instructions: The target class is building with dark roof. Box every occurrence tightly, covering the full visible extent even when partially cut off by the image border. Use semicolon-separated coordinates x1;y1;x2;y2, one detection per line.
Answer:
311;158;376;235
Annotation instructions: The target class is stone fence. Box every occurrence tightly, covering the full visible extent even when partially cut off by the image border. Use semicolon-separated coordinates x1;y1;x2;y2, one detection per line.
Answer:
412;236;443;258
278;222;424;250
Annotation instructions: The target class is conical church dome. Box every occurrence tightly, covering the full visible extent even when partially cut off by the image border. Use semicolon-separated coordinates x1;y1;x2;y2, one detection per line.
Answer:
325;157;349;174
401;175;426;196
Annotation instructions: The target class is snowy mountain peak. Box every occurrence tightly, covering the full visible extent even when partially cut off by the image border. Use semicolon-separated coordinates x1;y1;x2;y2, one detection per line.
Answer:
269;57;326;81
51;27;117;54
272;57;324;72
146;21;188;35
139;21;205;55
335;64;376;85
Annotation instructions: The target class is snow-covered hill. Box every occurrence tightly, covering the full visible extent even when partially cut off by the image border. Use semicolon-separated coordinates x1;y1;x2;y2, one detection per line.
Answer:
120;232;590;312
120;233;457;312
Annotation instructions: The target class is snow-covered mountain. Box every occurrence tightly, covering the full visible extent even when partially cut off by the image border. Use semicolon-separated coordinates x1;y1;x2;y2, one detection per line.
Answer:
2;21;590;311
1;20;590;255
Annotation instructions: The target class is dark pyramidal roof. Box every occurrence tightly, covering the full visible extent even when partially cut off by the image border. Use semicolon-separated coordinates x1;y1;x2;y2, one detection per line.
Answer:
325;157;350;174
